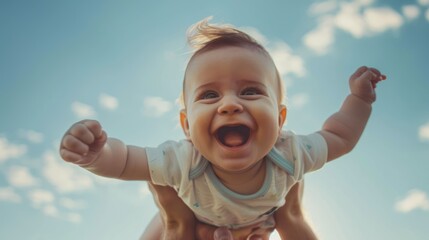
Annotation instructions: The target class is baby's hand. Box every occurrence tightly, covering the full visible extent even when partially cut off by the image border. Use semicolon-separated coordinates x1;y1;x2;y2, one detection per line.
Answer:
349;66;386;103
59;120;107;165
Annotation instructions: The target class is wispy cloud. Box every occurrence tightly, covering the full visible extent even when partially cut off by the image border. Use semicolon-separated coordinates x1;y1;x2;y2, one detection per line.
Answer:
42;151;93;193
71;101;96;118
304;0;408;55
303;16;335;55
241;26;306;78
364;7;403;33
143;96;173;117
28;189;55;206
28;189;60;218
418;0;429;6
395;189;429;213
7;166;38;188
334;2;367;38
19;129;44;144
99;93;118;111
42;204;59;217
426;9;429;21
289;93;310;109
402;5;420;21
0;137;27;163
0;187;21;203
419;122;429;142
308;0;337;16
59;197;85;210
65;212;82;223
269;42;306;78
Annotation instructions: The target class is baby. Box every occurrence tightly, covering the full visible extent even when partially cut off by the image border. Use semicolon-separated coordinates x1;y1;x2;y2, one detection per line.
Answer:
60;18;386;239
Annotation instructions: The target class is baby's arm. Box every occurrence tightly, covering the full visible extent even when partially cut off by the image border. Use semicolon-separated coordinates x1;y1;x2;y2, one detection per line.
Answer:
59;119;151;180
319;66;386;161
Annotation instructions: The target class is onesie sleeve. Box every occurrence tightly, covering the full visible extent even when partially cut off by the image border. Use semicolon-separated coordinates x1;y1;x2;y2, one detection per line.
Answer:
275;131;328;181
145;140;194;188
295;132;328;173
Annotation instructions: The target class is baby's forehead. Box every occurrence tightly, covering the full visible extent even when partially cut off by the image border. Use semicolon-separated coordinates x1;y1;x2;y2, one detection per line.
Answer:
185;46;275;79
181;45;283;103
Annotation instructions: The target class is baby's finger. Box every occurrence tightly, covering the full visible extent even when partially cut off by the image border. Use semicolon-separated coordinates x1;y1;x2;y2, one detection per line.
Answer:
61;134;89;155
82;120;103;139
369;68;387;81
368;67;381;76
60;148;84;163
356;69;375;82
350;66;368;81
69;122;95;144
214;227;233;240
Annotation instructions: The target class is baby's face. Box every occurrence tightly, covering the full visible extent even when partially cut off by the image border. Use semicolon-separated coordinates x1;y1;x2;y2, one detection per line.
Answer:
181;46;286;173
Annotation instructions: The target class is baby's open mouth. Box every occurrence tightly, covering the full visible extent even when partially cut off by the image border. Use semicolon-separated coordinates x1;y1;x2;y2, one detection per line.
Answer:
216;125;250;147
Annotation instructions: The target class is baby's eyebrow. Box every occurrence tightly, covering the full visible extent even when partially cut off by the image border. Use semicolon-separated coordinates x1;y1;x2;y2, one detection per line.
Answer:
237;79;268;89
193;81;218;92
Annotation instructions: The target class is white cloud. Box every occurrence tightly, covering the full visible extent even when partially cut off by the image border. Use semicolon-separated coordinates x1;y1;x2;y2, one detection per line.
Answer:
0;187;21;203
99;93;118;110
42;151;93;193
0;137;27;163
239;26;306;79
143;96;173;117
303;16;336;54
42;204;59;217
308;0;337;16
71;101;96;118
289;93;310;109
363;7;403;33
269;42;306;78
66;212;82;223
19;129;44;144
356;0;374;6
28;189;59;218
419;122;429;141
402;5;420;20
304;1;405;55
334;2;367;38
28;189;55;206
7;166;38;187
426;8;429;22
60;198;85;210
418;0;429;6
395;189;429;213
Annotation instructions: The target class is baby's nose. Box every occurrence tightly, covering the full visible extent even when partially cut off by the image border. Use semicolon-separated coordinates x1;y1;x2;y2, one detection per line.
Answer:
217;96;243;115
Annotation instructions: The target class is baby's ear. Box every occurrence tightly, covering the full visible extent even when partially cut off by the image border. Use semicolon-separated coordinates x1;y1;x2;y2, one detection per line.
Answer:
278;104;287;130
180;110;191;139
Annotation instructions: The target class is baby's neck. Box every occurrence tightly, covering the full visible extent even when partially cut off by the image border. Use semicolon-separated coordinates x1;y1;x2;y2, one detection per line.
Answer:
212;159;267;195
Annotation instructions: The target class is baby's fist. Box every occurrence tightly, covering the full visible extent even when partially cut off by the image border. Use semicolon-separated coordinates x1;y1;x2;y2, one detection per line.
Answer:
60;120;107;165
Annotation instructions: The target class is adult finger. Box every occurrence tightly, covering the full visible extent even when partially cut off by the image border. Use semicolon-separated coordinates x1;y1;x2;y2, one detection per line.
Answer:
214;227;234;240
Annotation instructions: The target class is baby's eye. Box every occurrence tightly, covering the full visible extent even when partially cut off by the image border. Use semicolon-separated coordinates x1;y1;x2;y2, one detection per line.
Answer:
200;91;219;99
241;87;261;96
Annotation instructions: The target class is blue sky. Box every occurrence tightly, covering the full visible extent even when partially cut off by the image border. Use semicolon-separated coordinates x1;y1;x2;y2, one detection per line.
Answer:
1;0;429;239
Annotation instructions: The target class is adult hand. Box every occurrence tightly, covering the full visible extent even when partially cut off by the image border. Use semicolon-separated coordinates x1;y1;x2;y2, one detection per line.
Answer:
274;181;318;240
196;223;270;240
144;183;272;240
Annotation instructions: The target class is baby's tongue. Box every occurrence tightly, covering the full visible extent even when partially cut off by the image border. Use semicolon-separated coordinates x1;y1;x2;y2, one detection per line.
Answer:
223;131;244;147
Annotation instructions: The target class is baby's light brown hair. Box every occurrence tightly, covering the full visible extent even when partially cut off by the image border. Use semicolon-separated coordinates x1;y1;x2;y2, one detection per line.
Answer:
180;17;285;108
